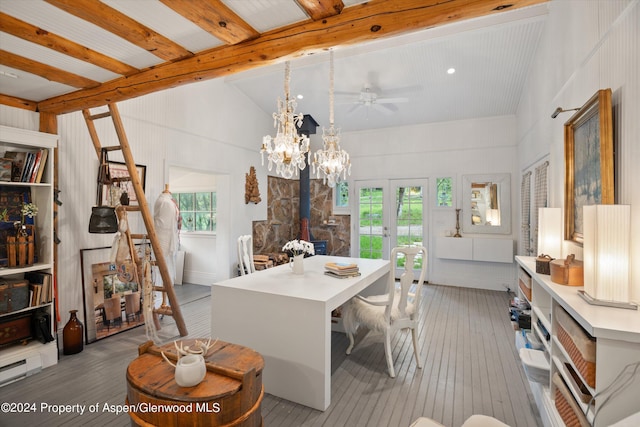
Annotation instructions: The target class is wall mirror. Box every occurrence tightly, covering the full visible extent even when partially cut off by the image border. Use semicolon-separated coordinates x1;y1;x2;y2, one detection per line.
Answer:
462;173;511;234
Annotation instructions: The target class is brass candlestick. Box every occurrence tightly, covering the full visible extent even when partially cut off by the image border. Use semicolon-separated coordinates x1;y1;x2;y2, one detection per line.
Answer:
453;208;462;237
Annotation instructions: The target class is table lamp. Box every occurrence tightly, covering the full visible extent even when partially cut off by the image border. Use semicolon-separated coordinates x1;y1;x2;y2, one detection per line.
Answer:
579;204;636;309
538;208;562;259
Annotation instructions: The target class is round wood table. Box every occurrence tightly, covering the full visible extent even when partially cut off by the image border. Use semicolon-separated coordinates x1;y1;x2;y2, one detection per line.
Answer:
126;339;264;427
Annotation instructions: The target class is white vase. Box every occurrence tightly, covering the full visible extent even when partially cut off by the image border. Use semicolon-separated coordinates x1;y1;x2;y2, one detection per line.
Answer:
174;354;206;387
290;254;304;275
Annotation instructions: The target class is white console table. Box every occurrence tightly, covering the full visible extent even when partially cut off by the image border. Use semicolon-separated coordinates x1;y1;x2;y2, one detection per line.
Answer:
211;256;389;411
436;236;513;263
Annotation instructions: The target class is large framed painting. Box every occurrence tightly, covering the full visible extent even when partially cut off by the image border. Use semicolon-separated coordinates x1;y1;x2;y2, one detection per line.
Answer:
564;89;614;244
80;246;145;343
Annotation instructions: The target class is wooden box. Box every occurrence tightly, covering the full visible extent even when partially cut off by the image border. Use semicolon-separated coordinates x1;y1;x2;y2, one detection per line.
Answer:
0;312;32;346
535;254;553;275
0;279;30;314
550;255;584;286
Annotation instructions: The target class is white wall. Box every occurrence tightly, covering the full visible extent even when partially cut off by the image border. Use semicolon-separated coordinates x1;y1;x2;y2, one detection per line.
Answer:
516;0;640;301
342;115;519;291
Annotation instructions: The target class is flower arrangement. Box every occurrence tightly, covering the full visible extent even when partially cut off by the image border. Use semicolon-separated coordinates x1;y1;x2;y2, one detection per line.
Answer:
21;202;38;220
282;239;315;257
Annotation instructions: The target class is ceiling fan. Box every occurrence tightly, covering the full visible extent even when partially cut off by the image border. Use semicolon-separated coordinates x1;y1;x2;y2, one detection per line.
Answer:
335;85;410;115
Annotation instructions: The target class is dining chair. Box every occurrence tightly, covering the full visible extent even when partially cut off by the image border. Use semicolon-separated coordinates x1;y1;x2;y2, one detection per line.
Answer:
103;295;123;331
343;245;427;377
125;291;141;323
237;235;256;275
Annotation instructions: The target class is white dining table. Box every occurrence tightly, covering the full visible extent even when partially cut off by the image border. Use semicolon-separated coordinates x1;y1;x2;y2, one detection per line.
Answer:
210;255;390;411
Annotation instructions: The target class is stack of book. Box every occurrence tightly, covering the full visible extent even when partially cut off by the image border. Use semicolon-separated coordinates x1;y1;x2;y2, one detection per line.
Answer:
25;272;53;307
0;148;49;183
324;262;360;279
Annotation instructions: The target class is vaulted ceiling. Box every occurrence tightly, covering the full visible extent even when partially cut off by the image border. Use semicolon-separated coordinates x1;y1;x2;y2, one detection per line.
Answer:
0;0;548;132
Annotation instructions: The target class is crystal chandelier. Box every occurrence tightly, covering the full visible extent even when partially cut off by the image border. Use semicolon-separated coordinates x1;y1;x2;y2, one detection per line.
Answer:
312;49;351;187
261;61;310;179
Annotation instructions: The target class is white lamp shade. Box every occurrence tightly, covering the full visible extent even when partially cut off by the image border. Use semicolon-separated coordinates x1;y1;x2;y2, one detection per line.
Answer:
583;205;631;303
538;208;562;259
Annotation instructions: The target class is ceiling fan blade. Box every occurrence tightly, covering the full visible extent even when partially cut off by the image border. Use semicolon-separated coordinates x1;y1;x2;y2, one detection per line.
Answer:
372;103;394;115
346;103;362;114
376;97;409;104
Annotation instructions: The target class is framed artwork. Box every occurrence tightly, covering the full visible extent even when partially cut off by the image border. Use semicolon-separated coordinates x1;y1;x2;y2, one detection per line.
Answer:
564;88;614;244
80;246;145;343
101;161;146;206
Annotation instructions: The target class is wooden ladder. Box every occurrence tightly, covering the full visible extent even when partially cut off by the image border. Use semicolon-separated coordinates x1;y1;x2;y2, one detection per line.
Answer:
82;103;188;337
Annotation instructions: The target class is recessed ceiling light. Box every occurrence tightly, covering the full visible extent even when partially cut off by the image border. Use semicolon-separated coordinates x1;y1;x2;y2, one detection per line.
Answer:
297;94;304;99
447;68;456;75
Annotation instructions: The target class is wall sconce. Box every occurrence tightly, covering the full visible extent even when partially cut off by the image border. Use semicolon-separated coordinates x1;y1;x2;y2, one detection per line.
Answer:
579;205;636;310
538;207;562;259
551;106;579;118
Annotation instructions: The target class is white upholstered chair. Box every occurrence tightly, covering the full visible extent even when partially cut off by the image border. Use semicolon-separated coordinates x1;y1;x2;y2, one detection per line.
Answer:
237;235;256;276
343;245;427;377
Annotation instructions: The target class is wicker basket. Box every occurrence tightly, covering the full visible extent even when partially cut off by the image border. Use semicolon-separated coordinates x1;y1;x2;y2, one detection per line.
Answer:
553;372;590;427
556;307;596;388
519;279;532;301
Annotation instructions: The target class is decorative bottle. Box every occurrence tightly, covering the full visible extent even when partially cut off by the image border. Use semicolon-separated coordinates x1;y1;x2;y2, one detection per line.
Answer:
63;310;84;355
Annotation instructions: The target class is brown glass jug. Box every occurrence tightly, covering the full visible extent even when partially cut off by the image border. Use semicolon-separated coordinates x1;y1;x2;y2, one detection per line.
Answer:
63;310;84;355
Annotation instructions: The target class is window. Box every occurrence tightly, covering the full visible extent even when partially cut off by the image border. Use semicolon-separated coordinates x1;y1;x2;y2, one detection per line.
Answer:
173;192;217;232
333;181;350;214
436;177;453;207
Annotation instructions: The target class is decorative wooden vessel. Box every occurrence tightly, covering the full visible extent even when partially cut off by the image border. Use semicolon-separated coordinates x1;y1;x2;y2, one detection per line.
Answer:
126;339;264;427
550;254;584;286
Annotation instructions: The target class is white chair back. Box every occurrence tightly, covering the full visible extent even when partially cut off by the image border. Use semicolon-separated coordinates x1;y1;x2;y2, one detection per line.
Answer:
237;235;255;275
386;245;427;326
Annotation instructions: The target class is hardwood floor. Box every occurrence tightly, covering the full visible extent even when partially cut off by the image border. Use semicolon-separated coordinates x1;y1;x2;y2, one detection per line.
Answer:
1;283;541;427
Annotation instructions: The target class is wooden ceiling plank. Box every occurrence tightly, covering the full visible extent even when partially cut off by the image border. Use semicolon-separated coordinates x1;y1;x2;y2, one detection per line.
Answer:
159;0;259;45
44;0;192;61
37;0;548;115
0;49;100;89
295;0;344;20
0;12;139;76
0;93;38;111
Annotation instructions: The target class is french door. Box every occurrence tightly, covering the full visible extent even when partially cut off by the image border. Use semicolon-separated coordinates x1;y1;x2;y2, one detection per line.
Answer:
355;179;428;276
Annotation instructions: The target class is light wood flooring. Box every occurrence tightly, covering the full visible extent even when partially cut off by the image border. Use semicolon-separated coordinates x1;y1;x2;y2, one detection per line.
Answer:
1;283;541;427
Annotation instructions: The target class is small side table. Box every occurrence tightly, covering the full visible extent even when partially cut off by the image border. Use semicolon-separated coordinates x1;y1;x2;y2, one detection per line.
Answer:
126;339;264;427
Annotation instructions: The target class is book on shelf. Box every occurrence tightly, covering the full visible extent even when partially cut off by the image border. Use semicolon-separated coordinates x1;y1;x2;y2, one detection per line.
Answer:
25;271;52;305
1;149;48;183
0;157;12;182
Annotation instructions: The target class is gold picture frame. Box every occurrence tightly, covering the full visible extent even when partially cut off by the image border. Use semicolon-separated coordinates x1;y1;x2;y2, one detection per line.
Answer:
564;88;614;244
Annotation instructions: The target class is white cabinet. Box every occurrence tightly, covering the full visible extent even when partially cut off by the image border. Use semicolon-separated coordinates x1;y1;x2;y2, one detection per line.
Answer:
436;236;513;263
515;256;640;427
0;126;58;386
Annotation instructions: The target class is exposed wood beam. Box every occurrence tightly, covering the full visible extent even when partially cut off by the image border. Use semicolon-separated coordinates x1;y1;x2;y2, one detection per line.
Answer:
0;93;38;111
295;0;344;20
44;0;192;61
159;0;259;45
37;0;547;115
0;50;100;88
0;12;139;77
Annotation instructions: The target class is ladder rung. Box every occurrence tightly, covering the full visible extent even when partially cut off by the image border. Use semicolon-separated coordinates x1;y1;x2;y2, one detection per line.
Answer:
153;286;166;292
103;145;122;152
123;205;141;212
130;233;148;240
87;111;111;120
154;307;173;316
